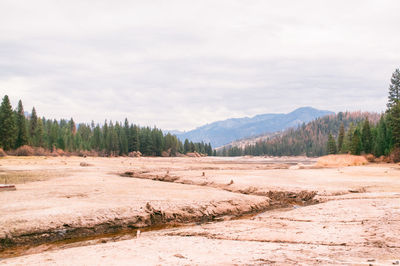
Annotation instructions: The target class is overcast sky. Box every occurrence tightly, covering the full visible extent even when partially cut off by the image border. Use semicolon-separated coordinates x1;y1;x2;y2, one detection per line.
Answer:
1;0;399;130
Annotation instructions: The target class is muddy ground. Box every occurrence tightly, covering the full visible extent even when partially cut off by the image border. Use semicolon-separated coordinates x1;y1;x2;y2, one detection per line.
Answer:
0;156;400;265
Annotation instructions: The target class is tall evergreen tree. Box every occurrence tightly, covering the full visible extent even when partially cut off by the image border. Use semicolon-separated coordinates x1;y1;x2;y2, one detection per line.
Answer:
29;107;38;145
351;129;362;155
130;125;140;151
15;100;28;148
140;128;153;155
373;116;386;156
69;118;76;135
108;121;119;156
389;103;400;148
183;139;190;154
387;68;400;109
387;68;400;148
361;118;372;153
124;118;131;152
91;124;102;150
0;95;16;150
337;123;345;153
36;118;44;147
342;122;355;153
117;122;128;155
327;134;337;154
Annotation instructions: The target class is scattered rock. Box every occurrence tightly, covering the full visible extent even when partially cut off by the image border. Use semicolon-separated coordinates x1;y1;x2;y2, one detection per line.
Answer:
122;171;135;177
145;202;153;212
174;254;186;259
0;184;16;192
79;162;92;167
348;187;366;193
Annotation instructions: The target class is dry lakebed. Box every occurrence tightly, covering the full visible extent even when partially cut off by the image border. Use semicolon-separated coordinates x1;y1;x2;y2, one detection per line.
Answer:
0;156;400;265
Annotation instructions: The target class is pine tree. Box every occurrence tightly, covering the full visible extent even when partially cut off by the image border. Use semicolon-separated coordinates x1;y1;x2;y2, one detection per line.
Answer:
386;68;400;149
342;123;355;153
109;121;119;156
36;118;44;147
124;118;131;152
183;139;190;154
29;107;38;145
151;128;163;156
361;118;372;153
69;118;76;135
102;120;109;152
92;124;102;150
389;103;400;148
141;128;153;155
117;122;128;155
387;68;400;109
15;100;28;148
130;125;140;151
0;95;16;150
351;129;362;155
327;134;337;154
337;123;345;153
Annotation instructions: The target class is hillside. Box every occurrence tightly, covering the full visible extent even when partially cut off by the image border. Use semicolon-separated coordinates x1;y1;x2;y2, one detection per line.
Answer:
220;111;381;157
175;107;333;147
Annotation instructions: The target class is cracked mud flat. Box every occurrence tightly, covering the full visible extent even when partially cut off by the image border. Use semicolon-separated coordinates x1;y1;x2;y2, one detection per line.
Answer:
1;156;400;265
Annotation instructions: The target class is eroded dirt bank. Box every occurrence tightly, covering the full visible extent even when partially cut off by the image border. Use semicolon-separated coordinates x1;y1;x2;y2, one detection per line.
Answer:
0;174;272;253
1;156;400;264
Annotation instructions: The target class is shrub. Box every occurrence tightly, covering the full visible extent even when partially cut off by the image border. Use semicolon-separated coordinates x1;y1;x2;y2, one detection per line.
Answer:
15;145;34;156
34;147;51;156
77;150;89;157
390;147;400;163
364;154;375;163
0;148;7;157
50;148;65;157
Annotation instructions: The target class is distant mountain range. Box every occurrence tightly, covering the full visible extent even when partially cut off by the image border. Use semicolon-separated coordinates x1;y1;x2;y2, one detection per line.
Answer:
172;107;334;147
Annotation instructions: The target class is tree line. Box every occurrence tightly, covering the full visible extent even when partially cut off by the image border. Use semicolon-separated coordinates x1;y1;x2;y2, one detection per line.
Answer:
219;68;400;160
218;112;379;157
0;97;214;157
327;69;400;158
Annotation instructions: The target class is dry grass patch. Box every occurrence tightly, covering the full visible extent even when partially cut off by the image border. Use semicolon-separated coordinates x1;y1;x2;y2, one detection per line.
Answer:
0;170;66;184
316;154;368;167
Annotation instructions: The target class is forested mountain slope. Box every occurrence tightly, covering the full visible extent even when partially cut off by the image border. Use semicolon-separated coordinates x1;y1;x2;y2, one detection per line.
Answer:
176;107;333;147
220;111;381;157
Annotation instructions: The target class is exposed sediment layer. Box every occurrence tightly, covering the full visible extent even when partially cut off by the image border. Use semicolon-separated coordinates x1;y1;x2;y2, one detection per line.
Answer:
3;199;272;250
122;171;319;206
